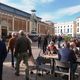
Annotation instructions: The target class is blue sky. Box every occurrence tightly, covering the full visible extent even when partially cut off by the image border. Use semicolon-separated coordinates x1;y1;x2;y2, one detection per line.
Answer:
0;0;80;22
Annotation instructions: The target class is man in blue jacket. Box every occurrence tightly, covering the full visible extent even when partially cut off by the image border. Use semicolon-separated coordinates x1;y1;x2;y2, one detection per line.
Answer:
0;39;7;80
58;41;77;80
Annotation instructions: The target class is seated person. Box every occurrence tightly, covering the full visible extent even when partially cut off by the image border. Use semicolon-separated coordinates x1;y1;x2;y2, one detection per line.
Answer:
47;41;57;54
58;41;77;80
70;41;80;57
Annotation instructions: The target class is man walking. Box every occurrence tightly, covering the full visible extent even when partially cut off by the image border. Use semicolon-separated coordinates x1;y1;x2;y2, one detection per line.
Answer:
0;39;7;80
14;30;34;80
8;32;16;67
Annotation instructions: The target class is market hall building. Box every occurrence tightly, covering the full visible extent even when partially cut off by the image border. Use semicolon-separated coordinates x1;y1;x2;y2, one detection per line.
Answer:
0;3;54;39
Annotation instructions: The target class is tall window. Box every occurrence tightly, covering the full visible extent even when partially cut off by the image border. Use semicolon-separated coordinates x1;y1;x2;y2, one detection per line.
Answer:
8;16;13;31
77;23;79;26
67;29;69;33
77;28;79;32
70;28;72;33
14;18;18;31
64;29;65;33
58;29;59;33
61;29;62;33
27;21;30;32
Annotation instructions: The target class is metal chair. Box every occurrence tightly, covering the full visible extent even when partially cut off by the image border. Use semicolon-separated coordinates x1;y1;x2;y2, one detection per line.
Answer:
54;59;78;80
29;56;52;80
36;56;52;75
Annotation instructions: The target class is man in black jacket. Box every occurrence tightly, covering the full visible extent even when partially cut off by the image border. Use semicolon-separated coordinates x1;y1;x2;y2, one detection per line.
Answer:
0;39;7;80
14;30;34;80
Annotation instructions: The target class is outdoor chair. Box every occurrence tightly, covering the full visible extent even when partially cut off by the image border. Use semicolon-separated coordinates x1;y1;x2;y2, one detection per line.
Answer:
29;56;52;80
54;59;79;80
36;55;52;75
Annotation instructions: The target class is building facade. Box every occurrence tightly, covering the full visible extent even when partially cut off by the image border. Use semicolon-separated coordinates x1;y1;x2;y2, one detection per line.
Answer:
38;21;54;35
0;3;54;38
54;21;76;37
76;17;80;37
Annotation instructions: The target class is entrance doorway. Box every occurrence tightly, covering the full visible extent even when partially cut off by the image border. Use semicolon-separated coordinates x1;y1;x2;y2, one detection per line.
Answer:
1;26;7;41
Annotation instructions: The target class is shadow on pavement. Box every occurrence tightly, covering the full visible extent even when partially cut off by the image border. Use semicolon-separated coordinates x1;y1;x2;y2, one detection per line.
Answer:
3;64;25;80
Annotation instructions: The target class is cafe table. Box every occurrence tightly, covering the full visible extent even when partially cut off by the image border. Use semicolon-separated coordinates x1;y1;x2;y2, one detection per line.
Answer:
41;54;58;74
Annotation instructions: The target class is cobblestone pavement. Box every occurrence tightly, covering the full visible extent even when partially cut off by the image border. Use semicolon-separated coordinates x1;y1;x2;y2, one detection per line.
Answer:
2;42;80;80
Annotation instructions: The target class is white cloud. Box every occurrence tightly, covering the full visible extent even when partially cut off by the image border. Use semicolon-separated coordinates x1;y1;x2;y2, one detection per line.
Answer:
0;0;36;13
56;5;80;18
40;0;55;3
0;0;55;14
39;5;80;21
40;13;55;21
0;0;8;3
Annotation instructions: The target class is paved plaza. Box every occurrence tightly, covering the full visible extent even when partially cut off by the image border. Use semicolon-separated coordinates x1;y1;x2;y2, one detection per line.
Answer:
3;42;42;80
2;42;80;80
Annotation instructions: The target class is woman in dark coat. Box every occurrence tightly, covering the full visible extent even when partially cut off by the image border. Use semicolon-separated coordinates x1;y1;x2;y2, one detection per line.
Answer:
0;39;7;80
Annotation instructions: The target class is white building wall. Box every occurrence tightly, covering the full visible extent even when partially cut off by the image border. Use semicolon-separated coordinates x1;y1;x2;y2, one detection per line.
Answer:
76;18;80;37
54;21;74;37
